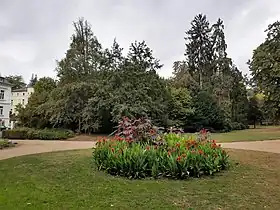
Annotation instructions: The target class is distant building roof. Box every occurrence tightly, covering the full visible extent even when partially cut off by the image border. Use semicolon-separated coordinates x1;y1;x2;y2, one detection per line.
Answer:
0;77;12;87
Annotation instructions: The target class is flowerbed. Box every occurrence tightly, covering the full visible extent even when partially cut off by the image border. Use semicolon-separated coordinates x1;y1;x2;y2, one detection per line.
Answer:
93;133;229;179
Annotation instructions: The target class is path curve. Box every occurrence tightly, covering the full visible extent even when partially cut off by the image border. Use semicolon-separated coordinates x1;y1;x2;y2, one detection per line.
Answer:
1;139;280;161
222;140;280;154
0;140;95;161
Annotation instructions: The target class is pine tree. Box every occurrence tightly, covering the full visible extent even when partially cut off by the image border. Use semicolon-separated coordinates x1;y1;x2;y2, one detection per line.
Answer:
185;14;214;89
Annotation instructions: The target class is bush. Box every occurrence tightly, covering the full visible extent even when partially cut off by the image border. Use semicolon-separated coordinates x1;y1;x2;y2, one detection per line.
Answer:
2;128;74;140
0;140;15;149
93;133;229;179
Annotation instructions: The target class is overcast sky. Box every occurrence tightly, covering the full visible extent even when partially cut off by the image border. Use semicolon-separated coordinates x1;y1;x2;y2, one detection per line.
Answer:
0;0;280;82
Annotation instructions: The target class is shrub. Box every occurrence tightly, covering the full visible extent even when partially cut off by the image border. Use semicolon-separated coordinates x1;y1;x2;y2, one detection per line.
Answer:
0;140;15;149
115;117;160;144
2;128;74;140
93;133;229;179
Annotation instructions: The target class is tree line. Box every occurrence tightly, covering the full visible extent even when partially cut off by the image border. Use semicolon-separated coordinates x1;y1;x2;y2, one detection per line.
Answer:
10;14;280;133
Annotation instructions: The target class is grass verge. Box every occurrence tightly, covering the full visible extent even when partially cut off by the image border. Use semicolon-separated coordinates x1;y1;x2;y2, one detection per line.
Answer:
0;149;280;209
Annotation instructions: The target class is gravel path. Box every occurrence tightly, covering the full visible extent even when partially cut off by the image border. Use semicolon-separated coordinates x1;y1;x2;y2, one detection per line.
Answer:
0;140;95;160
1;139;280;161
222;140;280;154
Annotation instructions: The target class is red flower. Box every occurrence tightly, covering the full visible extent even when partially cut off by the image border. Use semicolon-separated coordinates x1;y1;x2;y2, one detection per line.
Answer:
146;146;150;150
218;144;221;147
176;156;181;161
150;129;156;135
198;150;204;155
212;140;216;144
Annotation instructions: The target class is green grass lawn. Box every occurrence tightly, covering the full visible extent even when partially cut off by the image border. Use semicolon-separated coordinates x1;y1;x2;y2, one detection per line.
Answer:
1;149;280;209
184;126;280;142
213;126;280;142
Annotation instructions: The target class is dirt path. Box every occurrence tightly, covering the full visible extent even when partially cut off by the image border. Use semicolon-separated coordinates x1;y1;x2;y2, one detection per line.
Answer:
0;140;95;160
222;140;280;154
1;139;280;161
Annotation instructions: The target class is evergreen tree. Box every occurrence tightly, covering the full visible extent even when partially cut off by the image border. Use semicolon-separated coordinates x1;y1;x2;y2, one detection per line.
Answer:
29;74;38;87
185;14;214;89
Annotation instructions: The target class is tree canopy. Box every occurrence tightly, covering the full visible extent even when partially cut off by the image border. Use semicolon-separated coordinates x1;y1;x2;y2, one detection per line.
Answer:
15;15;280;132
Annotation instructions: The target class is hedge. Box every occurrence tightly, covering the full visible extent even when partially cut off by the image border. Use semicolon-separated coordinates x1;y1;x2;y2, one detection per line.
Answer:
2;128;75;140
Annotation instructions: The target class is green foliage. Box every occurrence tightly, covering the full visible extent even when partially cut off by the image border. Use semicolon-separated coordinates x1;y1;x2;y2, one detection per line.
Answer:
249;21;280;122
93;134;229;179
0;140;15;149
248;95;263;128
15;15;252;133
171;14;249;131
5;75;26;90
168;87;194;127
191;91;226;131
15;77;57;129
2;128;74;140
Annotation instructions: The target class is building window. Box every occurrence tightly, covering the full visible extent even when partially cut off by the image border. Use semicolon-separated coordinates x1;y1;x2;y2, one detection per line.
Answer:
11;100;13;105
0;106;3;115
22;99;25;105
0;90;4;99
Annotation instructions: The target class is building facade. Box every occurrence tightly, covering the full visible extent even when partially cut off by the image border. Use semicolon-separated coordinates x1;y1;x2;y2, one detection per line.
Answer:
0;77;12;127
11;86;34;114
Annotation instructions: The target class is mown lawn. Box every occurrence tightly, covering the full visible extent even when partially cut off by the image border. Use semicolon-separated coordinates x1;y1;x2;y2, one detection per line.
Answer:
1;149;280;209
184;126;280;142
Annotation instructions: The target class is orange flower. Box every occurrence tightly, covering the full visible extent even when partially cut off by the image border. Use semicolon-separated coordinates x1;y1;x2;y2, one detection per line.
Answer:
198;150;204;155
176;156;181;161
111;148;115;152
146;146;150;150
176;142;181;147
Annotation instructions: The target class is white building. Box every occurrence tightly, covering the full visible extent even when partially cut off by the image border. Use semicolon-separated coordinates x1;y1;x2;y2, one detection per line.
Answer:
0;77;12;127
11;85;34;114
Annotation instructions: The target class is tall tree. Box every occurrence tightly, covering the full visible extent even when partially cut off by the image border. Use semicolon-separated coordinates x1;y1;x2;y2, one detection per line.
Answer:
185;14;214;88
5;75;26;90
28;74;38;87
248;96;263;128
249;21;280;122
56;17;103;85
